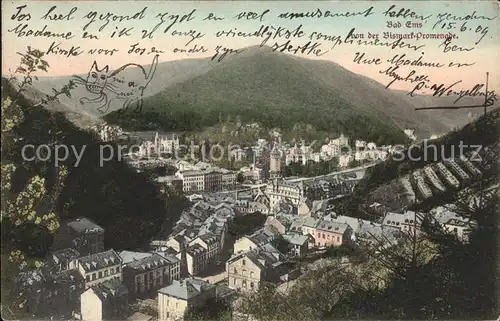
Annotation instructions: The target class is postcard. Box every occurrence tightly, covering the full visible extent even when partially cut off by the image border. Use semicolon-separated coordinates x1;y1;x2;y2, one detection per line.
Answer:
1;1;499;320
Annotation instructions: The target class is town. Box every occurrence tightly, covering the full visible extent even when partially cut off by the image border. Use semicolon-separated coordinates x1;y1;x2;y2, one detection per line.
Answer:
11;123;488;321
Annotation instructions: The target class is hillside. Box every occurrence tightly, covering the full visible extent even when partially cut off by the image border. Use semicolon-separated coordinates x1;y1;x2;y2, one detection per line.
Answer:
392;90;487;131
335;107;500;217
1;77;185;251
102;46;491;143
30;45;495;140
34;57;217;118
4;77;103;128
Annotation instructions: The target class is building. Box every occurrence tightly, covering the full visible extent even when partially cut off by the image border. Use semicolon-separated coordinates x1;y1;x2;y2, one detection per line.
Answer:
382;211;425;234
156;175;183;192
227;247;281;292
67;217;105;256
269;143;283;179
285;144;309;166
185;244;207;276
15;268;85;318
81;278;129;321
158;278;216;321
431;206;477;242
188;233;220;263
77;250;122;287
176;167;236;193
314;220;352;247
413;170;433;199
283;234;310;257
460;158;482;177
92;124;123;142
265;215;292;235
338;154;353;168
356;223;400;248
120;251;180;299
138;132;180;156
265;179;304;211
166;235;186;253
444;159;470;181
230;147;247;161
435;162;460;188
423;166;447;192
49;248;80;273
233;226;280;253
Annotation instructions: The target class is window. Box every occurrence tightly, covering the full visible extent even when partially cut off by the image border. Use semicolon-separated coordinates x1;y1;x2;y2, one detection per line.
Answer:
233;268;237;274
116;266;120;272
104;270;109;277
92;273;96;280
233;278;237;285
110;268;114;274
322;233;325;239
250;282;254;289
86;275;90;282
337;237;340;242
250;271;254;278
242;259;246;266
242;280;247;287
98;271;103;278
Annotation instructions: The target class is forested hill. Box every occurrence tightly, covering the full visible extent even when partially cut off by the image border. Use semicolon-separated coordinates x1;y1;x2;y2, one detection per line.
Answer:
2;77;183;251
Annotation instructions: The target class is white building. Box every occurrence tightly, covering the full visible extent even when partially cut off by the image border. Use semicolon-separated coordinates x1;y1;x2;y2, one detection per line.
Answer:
138;132;180;157
158;278;216;321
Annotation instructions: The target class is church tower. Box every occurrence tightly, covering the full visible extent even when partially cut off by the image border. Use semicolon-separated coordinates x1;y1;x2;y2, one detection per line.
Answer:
269;142;282;179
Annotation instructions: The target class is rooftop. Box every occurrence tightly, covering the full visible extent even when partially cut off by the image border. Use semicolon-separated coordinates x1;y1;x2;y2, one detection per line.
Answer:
51;248;81;263
91;278;128;302
186;244;207;256
67;217;104;234
119;251;153;265
79;249;122;273
158;278;215;300
125;253;172;272
316;220;350;234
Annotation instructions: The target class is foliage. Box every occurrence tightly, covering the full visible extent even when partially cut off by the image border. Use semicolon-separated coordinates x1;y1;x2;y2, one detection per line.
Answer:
284;159;339;177
2;46;183;317
1;46;74;319
271;235;292;254
184;297;232;321
102;47;413;147
358;108;500;195
237;187;499;320
228;212;266;237
323;244;357;258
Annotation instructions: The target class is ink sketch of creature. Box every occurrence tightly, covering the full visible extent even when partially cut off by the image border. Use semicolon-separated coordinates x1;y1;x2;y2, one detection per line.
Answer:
72;54;159;114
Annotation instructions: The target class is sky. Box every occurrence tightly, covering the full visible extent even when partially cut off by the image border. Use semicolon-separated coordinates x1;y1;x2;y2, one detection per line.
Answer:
2;0;500;92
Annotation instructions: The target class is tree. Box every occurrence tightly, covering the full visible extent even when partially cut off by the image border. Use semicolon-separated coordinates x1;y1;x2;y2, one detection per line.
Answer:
1;46;74;318
271;235;292;255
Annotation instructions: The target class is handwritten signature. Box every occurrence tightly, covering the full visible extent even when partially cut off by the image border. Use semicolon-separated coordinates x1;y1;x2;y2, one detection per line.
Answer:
409;80;497;105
